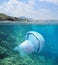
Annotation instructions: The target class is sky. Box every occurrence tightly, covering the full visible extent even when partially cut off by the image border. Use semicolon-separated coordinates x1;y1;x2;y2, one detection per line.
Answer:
0;0;58;20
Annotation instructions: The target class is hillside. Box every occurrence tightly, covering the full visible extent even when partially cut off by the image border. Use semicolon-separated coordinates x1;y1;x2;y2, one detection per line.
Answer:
0;13;19;21
0;13;31;22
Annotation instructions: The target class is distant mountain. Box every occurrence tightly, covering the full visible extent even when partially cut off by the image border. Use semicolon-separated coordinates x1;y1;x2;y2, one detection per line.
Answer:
18;16;33;22
18;16;32;22
19;16;26;19
0;13;32;22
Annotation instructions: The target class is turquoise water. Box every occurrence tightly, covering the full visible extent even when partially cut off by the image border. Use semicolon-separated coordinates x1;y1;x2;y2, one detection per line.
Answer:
32;25;58;58
0;23;58;65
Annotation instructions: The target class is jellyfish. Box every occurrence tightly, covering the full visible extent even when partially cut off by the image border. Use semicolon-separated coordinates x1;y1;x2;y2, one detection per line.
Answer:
13;31;45;57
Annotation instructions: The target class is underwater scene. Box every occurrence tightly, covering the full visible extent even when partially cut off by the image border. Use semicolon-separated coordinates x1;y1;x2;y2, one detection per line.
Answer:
0;23;58;65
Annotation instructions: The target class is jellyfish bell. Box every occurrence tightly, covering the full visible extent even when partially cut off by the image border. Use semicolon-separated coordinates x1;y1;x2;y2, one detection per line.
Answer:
13;31;45;57
26;31;45;53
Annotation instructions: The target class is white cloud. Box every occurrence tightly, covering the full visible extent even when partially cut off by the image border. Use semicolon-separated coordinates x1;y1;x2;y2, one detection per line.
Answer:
39;0;58;4
0;0;58;20
33;9;56;20
0;0;36;18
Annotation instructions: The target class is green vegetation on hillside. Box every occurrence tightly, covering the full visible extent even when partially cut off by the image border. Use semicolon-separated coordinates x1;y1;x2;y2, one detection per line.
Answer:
0;13;19;21
0;13;7;17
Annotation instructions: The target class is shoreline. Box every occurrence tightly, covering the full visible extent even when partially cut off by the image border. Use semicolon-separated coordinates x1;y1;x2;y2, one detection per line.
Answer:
0;21;58;25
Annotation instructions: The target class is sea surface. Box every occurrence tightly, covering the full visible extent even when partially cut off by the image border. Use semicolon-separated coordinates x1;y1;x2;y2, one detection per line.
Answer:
0;21;58;65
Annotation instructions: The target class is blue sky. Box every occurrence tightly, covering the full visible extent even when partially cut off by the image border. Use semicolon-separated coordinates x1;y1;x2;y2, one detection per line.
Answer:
0;0;58;20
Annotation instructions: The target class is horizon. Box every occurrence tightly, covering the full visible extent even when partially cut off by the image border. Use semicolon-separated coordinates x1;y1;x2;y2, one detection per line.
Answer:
0;0;58;20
